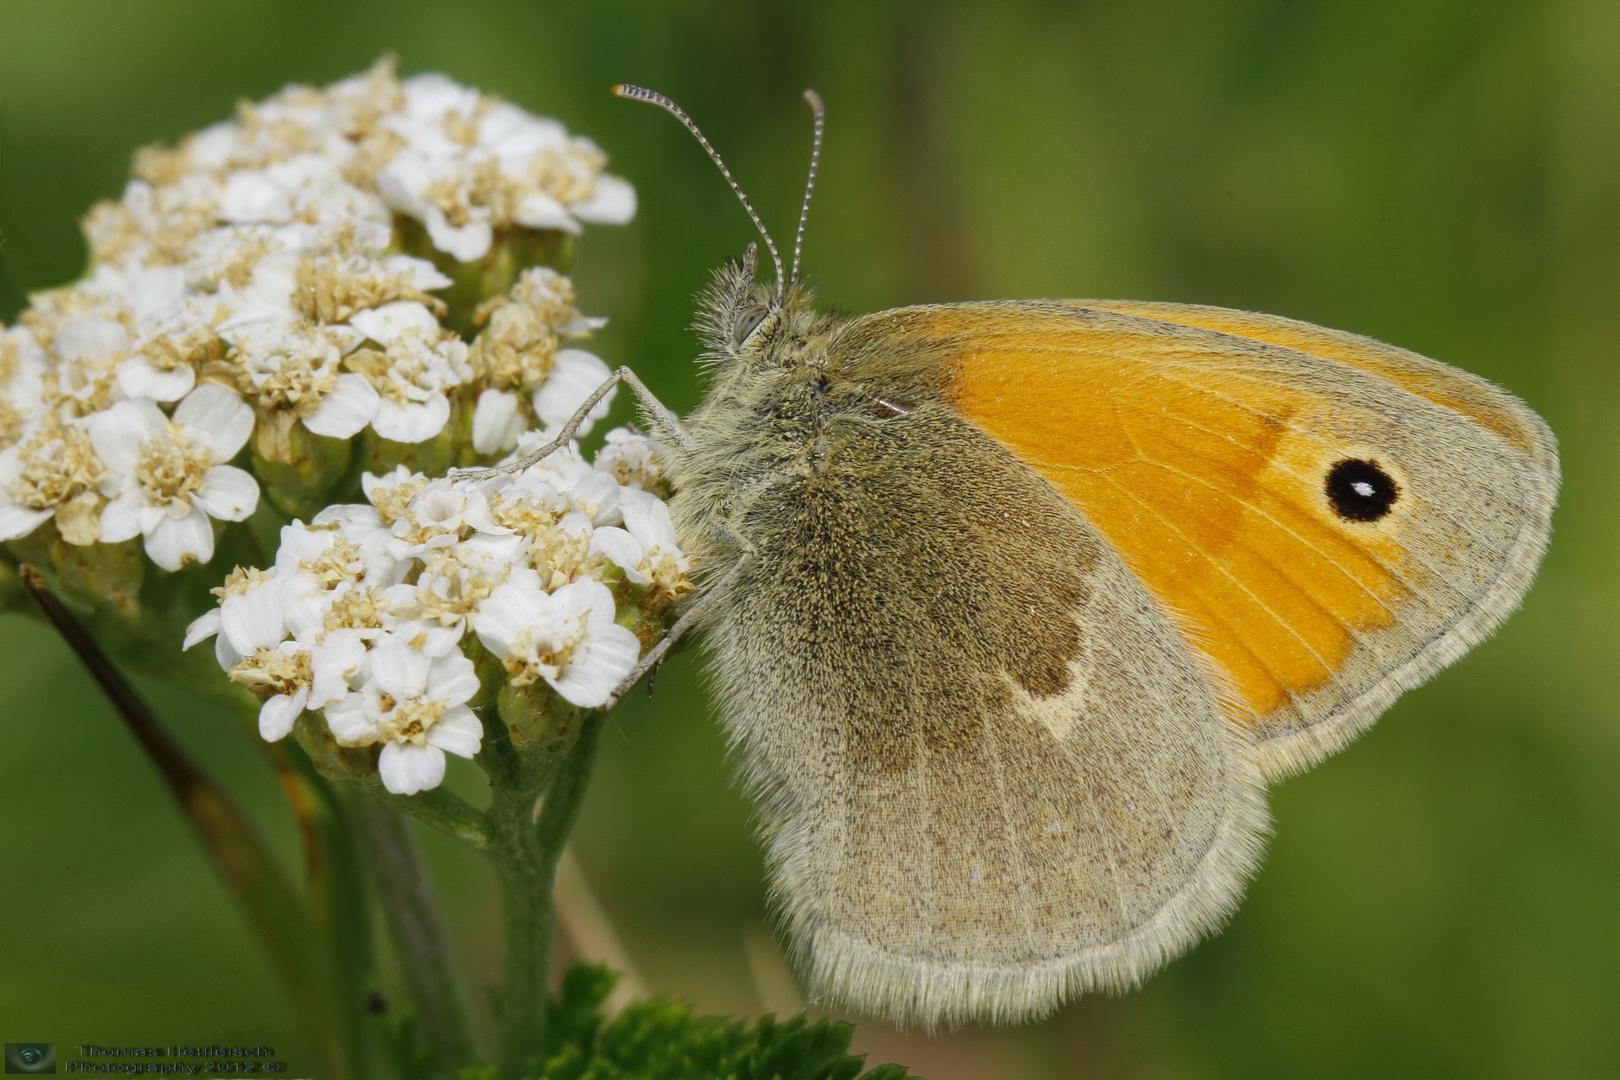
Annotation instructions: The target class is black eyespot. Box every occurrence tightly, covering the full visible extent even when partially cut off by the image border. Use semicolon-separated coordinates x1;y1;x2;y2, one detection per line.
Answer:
1325;458;1400;522
732;304;768;346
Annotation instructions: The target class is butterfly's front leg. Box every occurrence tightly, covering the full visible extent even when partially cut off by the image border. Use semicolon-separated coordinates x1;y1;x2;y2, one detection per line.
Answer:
456;366;693;481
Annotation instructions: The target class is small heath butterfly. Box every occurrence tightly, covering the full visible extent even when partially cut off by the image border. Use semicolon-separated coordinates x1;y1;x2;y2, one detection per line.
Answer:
502;87;1560;1028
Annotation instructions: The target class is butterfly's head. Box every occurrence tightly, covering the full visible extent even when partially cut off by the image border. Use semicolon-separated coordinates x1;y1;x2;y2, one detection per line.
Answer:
694;243;832;373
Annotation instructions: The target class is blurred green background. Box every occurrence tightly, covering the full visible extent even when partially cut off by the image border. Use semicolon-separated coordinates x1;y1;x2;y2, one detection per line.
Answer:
2;2;1616;1077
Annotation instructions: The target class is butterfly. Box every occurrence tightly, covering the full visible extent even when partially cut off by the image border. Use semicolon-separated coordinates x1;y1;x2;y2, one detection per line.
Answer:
502;85;1560;1028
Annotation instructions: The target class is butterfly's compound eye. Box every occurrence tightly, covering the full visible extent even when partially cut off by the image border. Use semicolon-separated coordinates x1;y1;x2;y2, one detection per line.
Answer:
1325;458;1400;522
733;304;769;347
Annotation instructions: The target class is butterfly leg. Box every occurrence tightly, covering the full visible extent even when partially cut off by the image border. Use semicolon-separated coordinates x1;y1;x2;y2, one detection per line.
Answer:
458;367;691;481
598;517;755;711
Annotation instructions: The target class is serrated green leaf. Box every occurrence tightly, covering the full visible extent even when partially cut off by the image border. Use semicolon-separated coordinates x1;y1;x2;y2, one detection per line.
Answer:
523;965;921;1080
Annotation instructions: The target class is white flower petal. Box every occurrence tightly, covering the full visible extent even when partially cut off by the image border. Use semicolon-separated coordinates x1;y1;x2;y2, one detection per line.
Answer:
569;174;637;225
383;254;453;292
512;191;575;232
183;609;223;651
550;622;641;708
310;632;367;709
425;705;482;758
303;373;379;439
220;170;291;223
404;622;466;658
0;447;24;487
96;489;146;544
368;637;431;698
312;501;385;532
349;301;441;347
55;317;129;361
221;582;285;655
423;206;492;262
362;464;422;502
138;502;167;535
214;627;244;671
144;509;215;571
117;355;196;402
216;253;301;331
559;578;618;622
426;651;481;708
323;693;373;744
566;471;621;526
278;574;329;642
620;487;681;551
378;741;446;795
258;688;308;742
375;154;434;216
372;394;450;443
470;388;525;455
87;399;167;465
126;267;187;319
174;383;255;460
0;502;53;542
193;465;260;522
533;349;613;433
587;526;647;584
274;524;333;570
469;579;543;655
479;102;566;152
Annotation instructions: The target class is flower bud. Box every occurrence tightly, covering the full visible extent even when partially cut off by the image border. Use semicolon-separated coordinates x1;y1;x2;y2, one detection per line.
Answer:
362;392;465;476
51;534;145;618
497;678;581;753
398;218;577;337
249;410;356;520
292;712;379;785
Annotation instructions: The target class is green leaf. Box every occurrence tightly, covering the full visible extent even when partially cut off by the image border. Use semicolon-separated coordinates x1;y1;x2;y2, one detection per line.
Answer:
521;964;921;1080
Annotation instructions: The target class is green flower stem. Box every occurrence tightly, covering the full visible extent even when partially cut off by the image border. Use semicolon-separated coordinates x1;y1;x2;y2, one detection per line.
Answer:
19;565;364;1080
532;717;605;911
349;792;480;1076
483;707;606;1080
272;744;379;1080
485;709;556;1080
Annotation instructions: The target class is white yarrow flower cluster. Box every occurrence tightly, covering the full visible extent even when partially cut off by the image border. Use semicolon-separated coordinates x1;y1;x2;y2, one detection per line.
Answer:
374;74;636;261
0;59;629;566
183;427;687;795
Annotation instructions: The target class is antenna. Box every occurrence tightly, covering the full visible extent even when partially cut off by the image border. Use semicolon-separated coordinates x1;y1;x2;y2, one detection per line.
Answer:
612;84;785;288
791;90;824;284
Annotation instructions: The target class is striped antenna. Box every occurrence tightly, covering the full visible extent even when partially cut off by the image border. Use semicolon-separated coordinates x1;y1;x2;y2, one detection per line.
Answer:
612;84;785;288
791;90;824;284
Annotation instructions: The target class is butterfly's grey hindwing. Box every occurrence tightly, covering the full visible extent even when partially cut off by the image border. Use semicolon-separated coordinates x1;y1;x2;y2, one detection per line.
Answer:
659;270;1268;1027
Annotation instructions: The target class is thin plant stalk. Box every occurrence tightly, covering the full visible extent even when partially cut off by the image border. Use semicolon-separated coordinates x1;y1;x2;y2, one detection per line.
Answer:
19;565;366;1079
349;791;479;1075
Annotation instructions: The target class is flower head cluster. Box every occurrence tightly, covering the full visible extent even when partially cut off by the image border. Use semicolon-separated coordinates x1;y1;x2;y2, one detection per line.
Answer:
373;73;635;261
0;60;629;570
184;428;688;795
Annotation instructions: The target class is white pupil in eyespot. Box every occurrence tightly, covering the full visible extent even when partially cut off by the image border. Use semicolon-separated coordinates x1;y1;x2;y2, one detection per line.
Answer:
1352;481;1376;497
